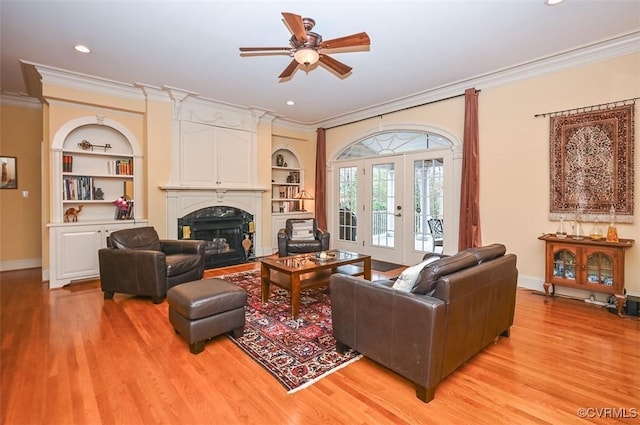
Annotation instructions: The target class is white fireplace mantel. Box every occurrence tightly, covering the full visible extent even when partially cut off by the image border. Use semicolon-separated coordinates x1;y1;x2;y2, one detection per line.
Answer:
161;186;269;257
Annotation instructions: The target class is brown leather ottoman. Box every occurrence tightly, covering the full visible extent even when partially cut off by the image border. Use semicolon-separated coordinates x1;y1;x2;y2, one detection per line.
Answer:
167;278;247;354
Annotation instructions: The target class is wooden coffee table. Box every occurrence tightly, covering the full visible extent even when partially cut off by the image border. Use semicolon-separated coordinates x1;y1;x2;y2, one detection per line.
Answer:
261;250;371;319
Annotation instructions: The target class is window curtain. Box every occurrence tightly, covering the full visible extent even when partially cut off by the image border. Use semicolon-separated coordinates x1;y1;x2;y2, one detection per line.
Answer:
458;88;482;250
315;128;328;232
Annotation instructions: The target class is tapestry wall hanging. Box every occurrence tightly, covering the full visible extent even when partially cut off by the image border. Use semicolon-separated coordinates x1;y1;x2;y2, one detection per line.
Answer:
549;104;635;223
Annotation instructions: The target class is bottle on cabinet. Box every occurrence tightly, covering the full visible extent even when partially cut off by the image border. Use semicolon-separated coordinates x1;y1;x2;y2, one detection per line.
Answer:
606;205;619;242
555;215;567;239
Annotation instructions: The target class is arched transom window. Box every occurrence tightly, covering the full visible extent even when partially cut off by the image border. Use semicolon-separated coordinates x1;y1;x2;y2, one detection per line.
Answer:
336;131;450;159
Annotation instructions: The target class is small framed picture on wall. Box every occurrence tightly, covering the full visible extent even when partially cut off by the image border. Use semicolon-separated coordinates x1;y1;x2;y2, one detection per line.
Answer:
1;156;18;189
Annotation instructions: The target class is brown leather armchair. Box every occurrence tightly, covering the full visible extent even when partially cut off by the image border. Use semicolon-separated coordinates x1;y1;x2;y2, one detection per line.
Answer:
98;226;206;303
329;244;517;403
277;218;330;257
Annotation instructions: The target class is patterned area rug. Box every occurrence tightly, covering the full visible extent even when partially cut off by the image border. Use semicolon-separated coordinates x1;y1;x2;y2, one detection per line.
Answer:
218;270;361;393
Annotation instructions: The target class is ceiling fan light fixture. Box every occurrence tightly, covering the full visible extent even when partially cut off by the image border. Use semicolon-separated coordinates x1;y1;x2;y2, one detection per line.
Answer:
294;48;319;66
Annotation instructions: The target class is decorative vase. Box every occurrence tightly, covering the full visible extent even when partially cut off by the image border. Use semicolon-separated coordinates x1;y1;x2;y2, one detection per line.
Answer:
589;218;603;240
606;205;619;242
572;212;584;240
555;215;567;239
242;234;252;259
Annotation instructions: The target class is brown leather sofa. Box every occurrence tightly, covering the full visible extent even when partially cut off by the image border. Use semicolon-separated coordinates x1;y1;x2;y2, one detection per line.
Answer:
98;226;207;303
329;244;518;403
277;218;330;257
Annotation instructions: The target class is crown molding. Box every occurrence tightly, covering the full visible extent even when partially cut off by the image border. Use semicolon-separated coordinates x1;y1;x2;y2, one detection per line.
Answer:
0;93;42;109
317;30;640;130
13;30;639;132
272;117;317;133
20;60;145;101
134;82;171;103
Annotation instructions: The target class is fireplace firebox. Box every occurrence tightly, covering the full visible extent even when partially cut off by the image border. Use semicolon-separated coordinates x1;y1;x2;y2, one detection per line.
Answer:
178;206;255;269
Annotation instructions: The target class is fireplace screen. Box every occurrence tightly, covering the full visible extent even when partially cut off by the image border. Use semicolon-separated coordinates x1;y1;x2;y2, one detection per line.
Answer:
178;206;254;269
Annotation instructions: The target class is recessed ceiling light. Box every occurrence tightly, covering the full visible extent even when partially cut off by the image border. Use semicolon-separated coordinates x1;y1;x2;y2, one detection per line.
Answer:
545;0;565;5
286;100;295;106
74;44;91;53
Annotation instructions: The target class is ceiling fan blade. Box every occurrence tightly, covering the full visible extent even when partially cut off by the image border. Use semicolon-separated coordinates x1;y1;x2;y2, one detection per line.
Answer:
239;47;291;52
319;54;352;76
278;59;299;79
319;32;370;49
282;12;307;44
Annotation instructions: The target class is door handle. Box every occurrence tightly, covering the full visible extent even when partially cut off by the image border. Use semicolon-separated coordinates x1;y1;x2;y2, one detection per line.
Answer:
394;212;402;217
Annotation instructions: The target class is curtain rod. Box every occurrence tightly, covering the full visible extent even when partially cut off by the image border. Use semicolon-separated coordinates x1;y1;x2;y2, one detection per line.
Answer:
534;97;639;118
325;89;480;130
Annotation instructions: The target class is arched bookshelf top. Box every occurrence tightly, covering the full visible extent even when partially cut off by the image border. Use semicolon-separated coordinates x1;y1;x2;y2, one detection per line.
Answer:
51;115;142;157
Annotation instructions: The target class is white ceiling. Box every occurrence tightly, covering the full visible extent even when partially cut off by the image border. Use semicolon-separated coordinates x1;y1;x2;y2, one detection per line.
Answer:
1;1;639;126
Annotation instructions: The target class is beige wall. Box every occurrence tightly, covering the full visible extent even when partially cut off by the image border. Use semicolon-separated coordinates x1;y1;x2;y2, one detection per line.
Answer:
325;53;640;295
0;99;43;269
2;52;638;296
142;96;173;237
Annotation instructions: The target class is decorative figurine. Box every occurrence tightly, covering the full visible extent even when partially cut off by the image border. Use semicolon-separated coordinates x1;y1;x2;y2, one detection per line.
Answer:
64;205;84;222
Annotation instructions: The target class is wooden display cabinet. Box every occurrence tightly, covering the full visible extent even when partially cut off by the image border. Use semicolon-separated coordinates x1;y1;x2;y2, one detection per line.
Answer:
538;234;634;315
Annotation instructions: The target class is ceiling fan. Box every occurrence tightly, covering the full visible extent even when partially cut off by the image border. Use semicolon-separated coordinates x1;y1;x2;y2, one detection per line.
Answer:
239;12;370;79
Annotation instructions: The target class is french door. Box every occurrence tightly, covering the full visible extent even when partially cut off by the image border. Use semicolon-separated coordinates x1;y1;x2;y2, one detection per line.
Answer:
334;150;449;265
335;156;404;264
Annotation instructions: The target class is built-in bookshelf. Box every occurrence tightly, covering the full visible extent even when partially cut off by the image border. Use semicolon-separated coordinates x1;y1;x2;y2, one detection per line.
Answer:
271;149;303;214
49;117;147;289
58;126;136;222
270;148;313;249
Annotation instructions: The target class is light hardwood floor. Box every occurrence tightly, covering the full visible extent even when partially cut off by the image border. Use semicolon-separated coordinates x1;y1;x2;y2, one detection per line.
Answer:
1;263;639;425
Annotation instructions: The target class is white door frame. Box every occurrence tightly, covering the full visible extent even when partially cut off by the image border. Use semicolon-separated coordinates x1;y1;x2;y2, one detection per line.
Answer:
327;126;463;265
331;156;404;264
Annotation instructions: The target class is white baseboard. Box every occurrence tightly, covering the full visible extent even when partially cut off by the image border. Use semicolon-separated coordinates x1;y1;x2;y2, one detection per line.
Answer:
517;274;544;292
516;273;635;302
0;258;42;272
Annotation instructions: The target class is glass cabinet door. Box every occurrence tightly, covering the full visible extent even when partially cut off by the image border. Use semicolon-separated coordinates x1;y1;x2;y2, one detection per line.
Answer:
553;249;577;280
586;251;614;286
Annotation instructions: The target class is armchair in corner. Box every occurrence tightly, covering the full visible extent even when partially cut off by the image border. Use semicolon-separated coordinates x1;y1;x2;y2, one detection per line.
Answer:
277;218;330;257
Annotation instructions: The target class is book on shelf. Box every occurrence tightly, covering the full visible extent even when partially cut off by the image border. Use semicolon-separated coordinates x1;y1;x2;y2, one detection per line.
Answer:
62;155;73;172
63;176;94;200
115;200;134;220
123;180;133;198
278;185;299;199
107;159;133;175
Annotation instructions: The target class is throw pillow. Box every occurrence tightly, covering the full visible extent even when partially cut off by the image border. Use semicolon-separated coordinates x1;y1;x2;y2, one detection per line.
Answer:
291;219;315;240
392;257;439;292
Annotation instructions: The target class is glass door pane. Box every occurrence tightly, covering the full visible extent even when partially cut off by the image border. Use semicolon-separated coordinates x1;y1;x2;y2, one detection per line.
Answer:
371;163;396;248
338;166;358;242
413;158;444;253
587;252;614;286
553;249;576;280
